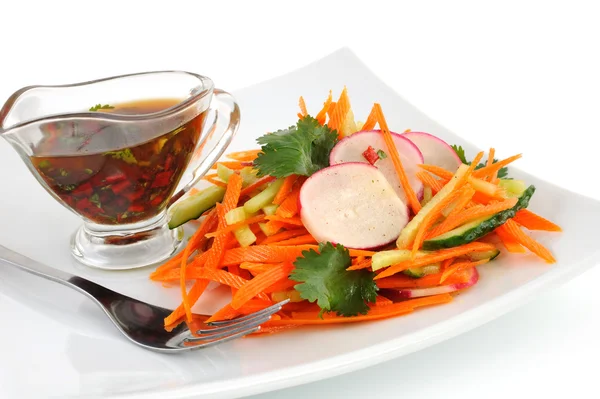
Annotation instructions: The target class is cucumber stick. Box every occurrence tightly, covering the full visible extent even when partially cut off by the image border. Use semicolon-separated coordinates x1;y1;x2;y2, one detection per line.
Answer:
396;164;469;249
404;264;441;278
262;204;279;216
244;179;284;214
225;206;257;247
217;163;235;182
422;185;535;250
168;186;226;229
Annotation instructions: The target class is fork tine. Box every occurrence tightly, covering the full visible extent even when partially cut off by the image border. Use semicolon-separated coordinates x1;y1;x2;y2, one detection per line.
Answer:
206;299;289;327
198;301;285;334
182;326;261;350
187;313;273;342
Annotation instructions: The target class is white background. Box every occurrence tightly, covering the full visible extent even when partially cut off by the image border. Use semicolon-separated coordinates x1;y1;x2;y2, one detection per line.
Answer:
1;0;599;398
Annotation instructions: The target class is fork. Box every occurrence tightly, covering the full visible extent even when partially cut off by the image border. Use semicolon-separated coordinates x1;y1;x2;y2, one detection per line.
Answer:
0;244;288;353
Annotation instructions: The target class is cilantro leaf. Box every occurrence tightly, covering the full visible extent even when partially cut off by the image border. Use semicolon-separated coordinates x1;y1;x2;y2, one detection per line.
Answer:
103;148;138;164
253;115;338;178
290;242;378;317
451;144;509;178
89;104;115;112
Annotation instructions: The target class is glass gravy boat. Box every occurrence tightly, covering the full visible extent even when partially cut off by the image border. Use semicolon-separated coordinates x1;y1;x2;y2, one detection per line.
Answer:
0;71;239;270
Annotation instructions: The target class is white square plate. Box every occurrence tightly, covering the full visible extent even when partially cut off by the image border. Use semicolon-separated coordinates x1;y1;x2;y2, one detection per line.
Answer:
1;48;599;399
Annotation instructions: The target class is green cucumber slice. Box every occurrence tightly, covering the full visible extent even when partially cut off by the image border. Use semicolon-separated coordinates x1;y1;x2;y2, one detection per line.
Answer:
422;185;535;250
168;186;226;229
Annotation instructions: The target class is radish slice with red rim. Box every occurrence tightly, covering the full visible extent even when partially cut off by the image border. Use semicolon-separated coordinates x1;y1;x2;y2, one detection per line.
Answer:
402;131;462;172
329;130;424;202
299;162;410;249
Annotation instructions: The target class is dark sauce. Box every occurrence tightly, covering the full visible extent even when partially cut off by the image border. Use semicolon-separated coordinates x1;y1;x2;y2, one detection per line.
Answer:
31;99;205;224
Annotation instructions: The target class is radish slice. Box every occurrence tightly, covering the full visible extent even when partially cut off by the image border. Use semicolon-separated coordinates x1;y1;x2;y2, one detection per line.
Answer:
385;267;479;299
402;131;462;172
329;130;424;203
299;162;409;249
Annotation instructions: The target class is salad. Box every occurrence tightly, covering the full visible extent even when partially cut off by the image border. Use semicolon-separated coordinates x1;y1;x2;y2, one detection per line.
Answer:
151;88;561;335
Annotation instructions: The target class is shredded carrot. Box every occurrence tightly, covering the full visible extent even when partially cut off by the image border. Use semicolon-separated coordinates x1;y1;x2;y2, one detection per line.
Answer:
416;171;446;194
264;294;452;325
315;91;333;125
298;96;308;117
256;221;285;239
426;197;518;239
441;186;476;219
262;278;297;294
513;209;562;232
328;87;351;137
265;215;304;226
375;242;497;280
495;225;527;253
346;258;372;271
373;295;393;307
205;304;239;323
240;262;277;275
273;175;297;205
260;228;309;245
326;101;337;120
232;262;293;309
222;245;318;265
485;148;496;182
226;149;262;162
410;187;466;255
377;267;473;289
361;104;378;131
418;164;454;180
203;175;227;187
373;103;421;214
472;154;522;179
439;259;488;283
270;234;317;246
210;161;247;170
239;176;277;197
275;184;301;218
501;220;556;263
205;214;266;238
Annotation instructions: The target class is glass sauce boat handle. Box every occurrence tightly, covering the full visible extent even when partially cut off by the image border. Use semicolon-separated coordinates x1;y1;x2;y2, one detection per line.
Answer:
168;89;240;206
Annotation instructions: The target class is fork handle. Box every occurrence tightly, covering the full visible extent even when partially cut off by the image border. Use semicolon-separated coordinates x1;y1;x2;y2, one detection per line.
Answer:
0;244;75;281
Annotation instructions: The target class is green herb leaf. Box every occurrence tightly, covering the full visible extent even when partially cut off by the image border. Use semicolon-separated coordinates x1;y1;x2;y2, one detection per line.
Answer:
89;104;115;112
38;160;52;169
253;115;338;178
451;144;509;179
290;242;378;317
376;149;387;159
89;193;101;208
103;148;138;164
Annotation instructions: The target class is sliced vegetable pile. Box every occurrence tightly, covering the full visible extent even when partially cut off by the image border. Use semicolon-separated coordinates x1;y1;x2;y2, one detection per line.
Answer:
152;88;562;335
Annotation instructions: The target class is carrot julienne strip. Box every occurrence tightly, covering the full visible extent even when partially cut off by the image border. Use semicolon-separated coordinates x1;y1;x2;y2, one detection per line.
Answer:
361;104;378;131
418;164;454;180
501;219;556;263
426;197;518;239
472;154;522;178
495;225;527;253
239;176;277;197
298;96;308;117
513;209;562;232
273;175;297;205
374;242;496;280
416;171;446;194
373;103;421;214
231;262;293;309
